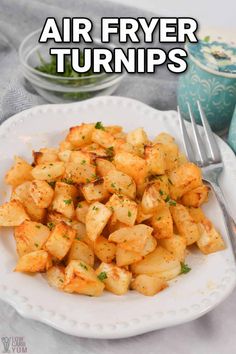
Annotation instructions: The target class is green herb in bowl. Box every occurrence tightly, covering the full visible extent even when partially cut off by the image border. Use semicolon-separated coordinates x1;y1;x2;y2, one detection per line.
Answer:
20;30;124;103
35;53;104;100
35;53;99;81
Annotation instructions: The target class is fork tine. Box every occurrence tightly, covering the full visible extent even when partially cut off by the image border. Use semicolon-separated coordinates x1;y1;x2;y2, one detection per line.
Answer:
187;103;208;166
197;101;222;162
177;106;195;162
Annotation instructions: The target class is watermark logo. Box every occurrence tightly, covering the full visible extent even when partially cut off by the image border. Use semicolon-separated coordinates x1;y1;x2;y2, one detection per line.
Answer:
1;337;27;353
1;338;10;353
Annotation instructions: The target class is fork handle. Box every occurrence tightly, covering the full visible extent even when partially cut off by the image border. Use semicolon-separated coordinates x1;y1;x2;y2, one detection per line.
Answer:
208;181;236;259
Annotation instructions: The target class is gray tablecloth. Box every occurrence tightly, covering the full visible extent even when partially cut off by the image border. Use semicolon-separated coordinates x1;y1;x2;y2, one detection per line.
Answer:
0;1;235;353
0;0;177;123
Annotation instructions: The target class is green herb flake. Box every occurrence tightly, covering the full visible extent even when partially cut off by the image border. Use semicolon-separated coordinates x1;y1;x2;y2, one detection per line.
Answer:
203;35;210;42
93;206;99;211
64;199;72;205
48;174;51;178
164;195;176;206
34;243;39;247
47;222;55;230
95;122;105;130
97;271;107;281
180;262;191;274
111;182;116;188
75;236;81;241
86;178;91;183
35;225;41;229
63;234;69;239
92;174;99;179
80;262;88;270
128;210;132;217
48;181;56;188
159;189;164;196
81;160;86;165
157;216;162;221
165;195;170;203
61;178;74;185
105;146;114;157
59;279;64;283
77;203;82;208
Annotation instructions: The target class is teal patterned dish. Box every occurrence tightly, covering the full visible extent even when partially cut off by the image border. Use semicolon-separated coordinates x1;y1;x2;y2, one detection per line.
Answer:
228;105;236;153
178;37;236;134
187;40;236;74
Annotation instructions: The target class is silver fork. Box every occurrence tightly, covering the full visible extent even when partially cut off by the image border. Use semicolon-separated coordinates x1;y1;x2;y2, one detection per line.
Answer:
178;101;236;259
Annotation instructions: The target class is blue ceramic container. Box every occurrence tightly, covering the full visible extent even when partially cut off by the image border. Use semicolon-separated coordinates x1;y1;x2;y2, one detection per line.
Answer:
228;105;236;153
178;39;236;135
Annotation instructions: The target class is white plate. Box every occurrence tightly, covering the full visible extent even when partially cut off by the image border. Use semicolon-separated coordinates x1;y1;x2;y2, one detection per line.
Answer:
0;96;235;339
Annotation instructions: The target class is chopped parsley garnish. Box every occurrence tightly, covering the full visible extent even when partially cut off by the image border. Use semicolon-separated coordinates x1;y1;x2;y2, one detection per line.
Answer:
111;183;116;188
47;222;55;230
64;199;72;205
91;174;99;179
34;243;39;247
159;189;164;196
77;203;82;208
157;216;162;221
128;210;132;217
61;178;74;185
180;262;191;274
80;262;88;270
48;181;56;188
81;160;86;165
48;174;51;178
95;122;105;130
86;178;91;183
35;54;103;100
59;279;64;283
93;206;99;211
35;225;41;229
62;234;69;239
105;146;114;157
75;236;81;241
97;272;107;281
164;195;176;206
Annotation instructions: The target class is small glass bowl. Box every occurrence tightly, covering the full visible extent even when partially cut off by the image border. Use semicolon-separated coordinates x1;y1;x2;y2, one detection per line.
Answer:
19;29;125;103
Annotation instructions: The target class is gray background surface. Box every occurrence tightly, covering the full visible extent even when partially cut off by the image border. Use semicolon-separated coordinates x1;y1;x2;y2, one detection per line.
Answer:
0;1;235;353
